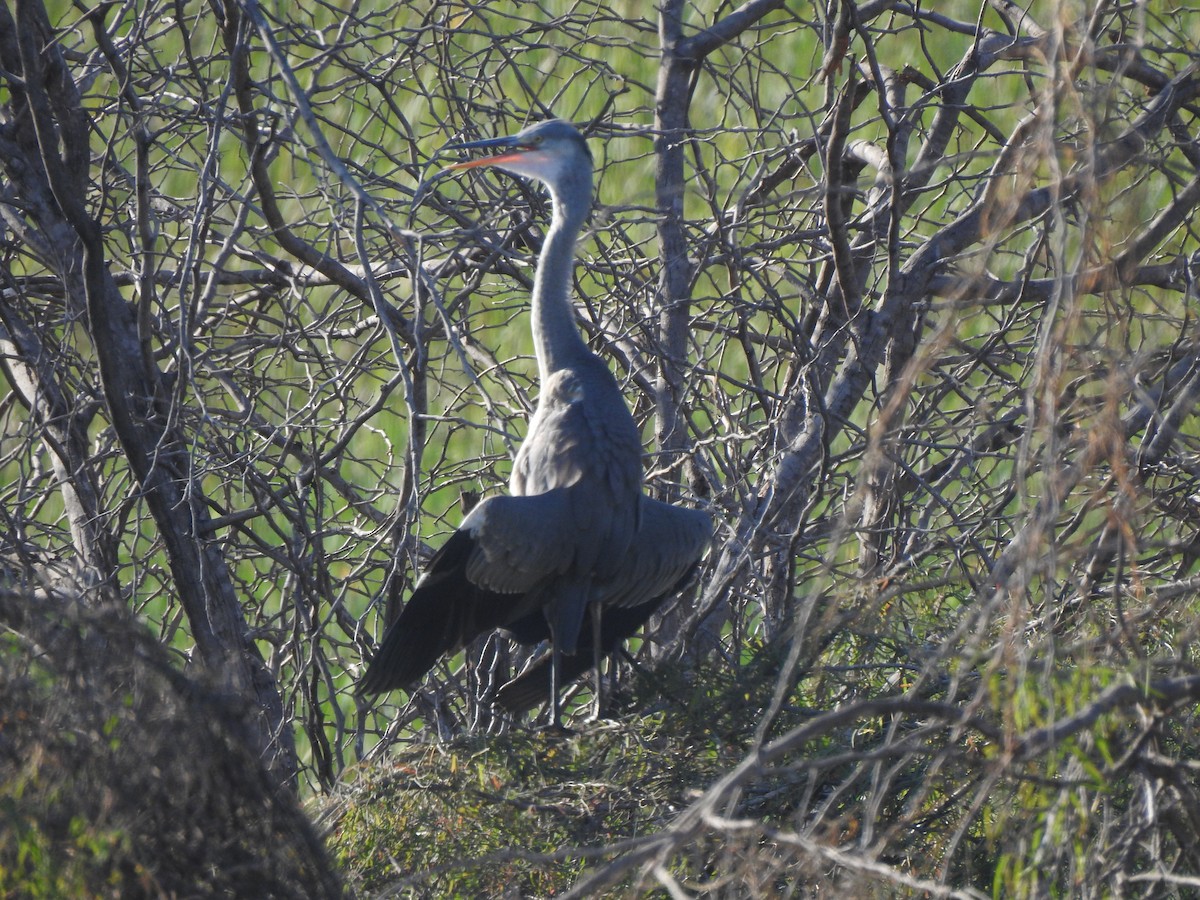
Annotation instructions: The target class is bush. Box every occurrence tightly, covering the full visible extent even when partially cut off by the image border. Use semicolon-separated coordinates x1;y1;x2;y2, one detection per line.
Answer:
0;577;342;898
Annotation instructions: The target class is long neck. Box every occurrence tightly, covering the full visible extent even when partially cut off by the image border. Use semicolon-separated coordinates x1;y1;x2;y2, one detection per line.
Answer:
532;187;590;379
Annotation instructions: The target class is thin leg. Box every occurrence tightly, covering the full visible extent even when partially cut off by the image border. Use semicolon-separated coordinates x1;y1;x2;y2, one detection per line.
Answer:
549;634;562;728
591;602;604;719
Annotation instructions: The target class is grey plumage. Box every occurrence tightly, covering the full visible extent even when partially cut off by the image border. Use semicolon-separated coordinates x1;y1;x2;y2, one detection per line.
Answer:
358;119;711;724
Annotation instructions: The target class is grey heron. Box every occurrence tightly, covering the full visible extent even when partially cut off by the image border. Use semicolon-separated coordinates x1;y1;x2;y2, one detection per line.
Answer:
358;119;711;725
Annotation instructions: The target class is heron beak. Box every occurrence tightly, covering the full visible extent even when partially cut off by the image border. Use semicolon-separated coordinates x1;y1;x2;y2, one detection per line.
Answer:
446;153;527;171
444;135;529;170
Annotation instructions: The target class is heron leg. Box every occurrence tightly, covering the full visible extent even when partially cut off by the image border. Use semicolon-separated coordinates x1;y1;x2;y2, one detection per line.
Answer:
549;638;563;728
591;601;604;719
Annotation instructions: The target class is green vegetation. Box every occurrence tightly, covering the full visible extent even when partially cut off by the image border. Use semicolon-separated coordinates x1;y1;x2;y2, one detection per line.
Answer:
330;658;779;895
0;591;342;898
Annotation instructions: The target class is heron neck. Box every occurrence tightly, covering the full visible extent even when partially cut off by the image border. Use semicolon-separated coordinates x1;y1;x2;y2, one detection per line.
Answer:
532;190;590;379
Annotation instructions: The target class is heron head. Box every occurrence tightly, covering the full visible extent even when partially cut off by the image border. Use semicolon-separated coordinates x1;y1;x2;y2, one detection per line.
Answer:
443;119;593;196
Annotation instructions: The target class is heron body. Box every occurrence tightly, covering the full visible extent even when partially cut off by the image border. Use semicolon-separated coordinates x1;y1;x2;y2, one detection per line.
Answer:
494;498;709;715
358;120;711;724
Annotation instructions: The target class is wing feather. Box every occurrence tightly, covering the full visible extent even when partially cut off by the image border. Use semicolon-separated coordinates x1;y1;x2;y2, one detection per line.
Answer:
460;491;576;592
358;490;582;696
602;499;712;608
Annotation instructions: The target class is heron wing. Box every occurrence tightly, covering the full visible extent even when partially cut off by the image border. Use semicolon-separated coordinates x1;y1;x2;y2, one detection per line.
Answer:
604;499;712;608
459;490;577;593
356;528;519;695
356;490;579;697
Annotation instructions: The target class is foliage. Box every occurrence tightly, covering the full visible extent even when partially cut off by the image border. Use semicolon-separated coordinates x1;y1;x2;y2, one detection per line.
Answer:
0;577;343;898
5;0;1200;895
327;661;775;897
328;723;720;896
330;654;1200;897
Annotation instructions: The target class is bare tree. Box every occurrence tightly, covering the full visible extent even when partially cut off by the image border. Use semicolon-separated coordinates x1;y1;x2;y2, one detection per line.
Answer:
4;0;1200;891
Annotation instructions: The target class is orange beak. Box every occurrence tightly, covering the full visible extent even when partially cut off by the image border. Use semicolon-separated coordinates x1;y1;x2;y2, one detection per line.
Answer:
446;151;530;171
443;134;532;170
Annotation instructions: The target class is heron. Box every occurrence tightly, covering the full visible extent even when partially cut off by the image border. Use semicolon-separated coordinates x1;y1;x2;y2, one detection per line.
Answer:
358;119;711;725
